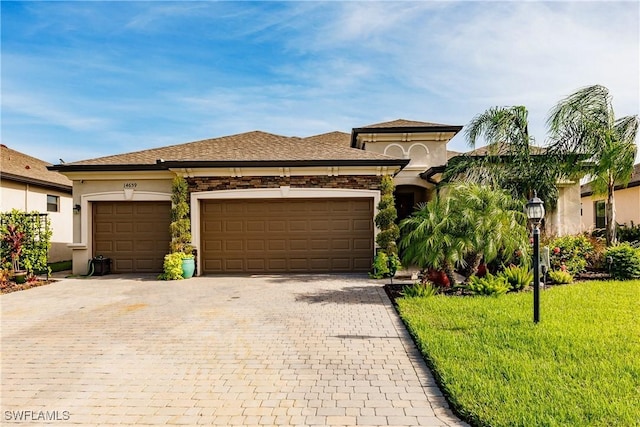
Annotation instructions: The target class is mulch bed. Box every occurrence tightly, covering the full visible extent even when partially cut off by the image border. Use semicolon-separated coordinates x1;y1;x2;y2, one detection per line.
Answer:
1;279;54;295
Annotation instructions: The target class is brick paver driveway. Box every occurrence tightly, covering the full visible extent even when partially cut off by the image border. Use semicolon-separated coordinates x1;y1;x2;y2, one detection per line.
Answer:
1;275;467;427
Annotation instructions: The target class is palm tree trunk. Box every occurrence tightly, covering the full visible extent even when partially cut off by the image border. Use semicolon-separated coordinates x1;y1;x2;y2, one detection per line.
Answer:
606;182;616;246
469;253;483;278
443;263;457;287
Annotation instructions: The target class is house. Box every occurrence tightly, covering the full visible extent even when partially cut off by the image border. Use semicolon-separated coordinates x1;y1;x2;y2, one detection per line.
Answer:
1;144;73;262
49;120;463;275
581;163;640;231
50;119;581;276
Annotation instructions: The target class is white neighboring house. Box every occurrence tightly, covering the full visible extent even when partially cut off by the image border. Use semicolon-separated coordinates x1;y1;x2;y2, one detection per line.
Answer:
1;144;73;263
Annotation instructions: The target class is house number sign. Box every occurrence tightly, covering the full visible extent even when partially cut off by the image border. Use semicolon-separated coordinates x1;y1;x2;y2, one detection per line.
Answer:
124;182;137;189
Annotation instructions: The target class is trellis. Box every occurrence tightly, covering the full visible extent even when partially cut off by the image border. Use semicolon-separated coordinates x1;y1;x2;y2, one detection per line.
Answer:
0;211;51;278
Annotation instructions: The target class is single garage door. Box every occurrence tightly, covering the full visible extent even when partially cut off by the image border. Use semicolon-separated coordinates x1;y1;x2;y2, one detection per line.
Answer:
201;198;374;273
93;201;171;273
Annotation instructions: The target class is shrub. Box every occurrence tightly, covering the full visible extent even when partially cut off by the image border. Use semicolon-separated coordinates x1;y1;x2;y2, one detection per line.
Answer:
466;273;510;296
547;234;593;275
605;243;640;280
402;282;438;298
618;222;640;243
497;265;532;291
370;251;401;279
158;252;186;280
582;234;606;271
548;270;573;284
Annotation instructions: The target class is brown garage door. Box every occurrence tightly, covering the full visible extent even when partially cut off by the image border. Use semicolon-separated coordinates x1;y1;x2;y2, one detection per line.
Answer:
93;201;171;273
201;198;374;273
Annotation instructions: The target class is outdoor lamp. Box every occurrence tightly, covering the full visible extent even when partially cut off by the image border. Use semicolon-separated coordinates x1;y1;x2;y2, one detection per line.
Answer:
525;193;545;226
525;192;545;324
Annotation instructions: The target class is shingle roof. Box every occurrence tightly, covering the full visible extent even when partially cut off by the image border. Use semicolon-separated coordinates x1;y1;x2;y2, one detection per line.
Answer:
357;119;458;129
463;143;547;156
581;163;640;196
1;144;72;191
54;131;404;170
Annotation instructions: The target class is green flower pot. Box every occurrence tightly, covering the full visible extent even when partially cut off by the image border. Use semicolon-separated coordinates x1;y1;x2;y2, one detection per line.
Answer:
181;257;195;279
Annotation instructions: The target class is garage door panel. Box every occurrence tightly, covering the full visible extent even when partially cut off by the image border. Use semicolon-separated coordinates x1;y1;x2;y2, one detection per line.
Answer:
93;201;170;273
201;198;373;273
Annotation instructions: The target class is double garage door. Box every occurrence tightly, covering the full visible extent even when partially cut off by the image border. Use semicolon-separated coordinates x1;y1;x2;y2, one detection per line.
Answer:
200;198;374;273
93;198;374;274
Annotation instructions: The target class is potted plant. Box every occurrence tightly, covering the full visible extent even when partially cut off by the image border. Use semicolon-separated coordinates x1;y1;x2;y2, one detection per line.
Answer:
3;224;27;284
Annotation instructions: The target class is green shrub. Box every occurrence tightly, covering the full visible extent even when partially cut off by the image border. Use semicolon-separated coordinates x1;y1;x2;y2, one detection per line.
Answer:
497;265;532;291
547;234;593;275
548;270;573;284
466;273;510;296
605;243;640;280
402;282;438;298
618;222;640;243
158;252;185;280
369;251;401;279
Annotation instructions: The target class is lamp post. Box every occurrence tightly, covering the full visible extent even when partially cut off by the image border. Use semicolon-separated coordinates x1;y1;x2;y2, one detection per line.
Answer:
525;192;545;323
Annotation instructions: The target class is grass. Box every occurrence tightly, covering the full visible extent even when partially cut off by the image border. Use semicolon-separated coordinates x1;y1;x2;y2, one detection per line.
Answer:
397;280;640;427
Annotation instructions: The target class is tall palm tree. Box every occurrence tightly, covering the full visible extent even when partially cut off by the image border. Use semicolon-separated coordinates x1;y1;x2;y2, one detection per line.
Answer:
443;106;566;209
547;85;639;245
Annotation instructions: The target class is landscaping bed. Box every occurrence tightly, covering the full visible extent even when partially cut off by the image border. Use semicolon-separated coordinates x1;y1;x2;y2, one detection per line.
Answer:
1;277;54;294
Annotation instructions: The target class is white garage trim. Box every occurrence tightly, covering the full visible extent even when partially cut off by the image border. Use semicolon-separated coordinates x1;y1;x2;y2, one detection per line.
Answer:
191;187;380;276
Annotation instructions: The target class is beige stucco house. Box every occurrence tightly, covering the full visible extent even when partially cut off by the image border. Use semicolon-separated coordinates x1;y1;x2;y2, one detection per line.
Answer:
50;119;581;276
1;144;73;262
581;163;640;231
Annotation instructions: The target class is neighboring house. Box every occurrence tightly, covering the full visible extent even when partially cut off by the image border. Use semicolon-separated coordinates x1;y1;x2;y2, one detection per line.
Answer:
50;119;581;276
581;163;640;231
1;144;73;262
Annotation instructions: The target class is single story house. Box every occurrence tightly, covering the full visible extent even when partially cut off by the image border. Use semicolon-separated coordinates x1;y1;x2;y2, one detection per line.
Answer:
1;144;74;263
581;163;640;231
50;119;581;276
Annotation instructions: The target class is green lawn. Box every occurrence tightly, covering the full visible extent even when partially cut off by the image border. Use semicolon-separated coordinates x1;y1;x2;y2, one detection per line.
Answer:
397;280;640;427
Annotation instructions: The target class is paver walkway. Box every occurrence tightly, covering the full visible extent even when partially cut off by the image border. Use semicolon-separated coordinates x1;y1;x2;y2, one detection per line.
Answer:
1;275;467;426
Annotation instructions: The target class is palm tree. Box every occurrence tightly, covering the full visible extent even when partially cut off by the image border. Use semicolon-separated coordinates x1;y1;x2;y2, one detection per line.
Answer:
448;183;529;275
399;193;470;286
399;183;529;283
547;85;639;245
443;106;566;209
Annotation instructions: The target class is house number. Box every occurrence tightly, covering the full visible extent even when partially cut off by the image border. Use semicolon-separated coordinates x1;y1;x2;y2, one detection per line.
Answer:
124;182;137;189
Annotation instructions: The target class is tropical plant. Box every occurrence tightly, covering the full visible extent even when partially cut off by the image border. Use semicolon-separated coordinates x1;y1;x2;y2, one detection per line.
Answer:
402;281;438;298
0;210;52;275
399;183;528;284
604;243;640;280
498;265;533;291
546;234;594;275
617;221;640;244
442;106;569;210
548;270;573;285
547;85;639;245
158;252;186;280
2;224;25;272
399;193;467;286
466;273;510;296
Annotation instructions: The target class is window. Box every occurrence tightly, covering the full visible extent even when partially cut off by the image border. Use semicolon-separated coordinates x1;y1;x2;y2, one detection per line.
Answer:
594;200;606;229
47;195;59;213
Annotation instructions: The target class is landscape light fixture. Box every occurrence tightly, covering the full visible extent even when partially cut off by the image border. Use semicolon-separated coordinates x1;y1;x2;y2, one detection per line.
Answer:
525;192;545;323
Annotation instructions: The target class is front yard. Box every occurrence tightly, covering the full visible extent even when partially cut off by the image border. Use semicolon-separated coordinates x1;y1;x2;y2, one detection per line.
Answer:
397;280;640;427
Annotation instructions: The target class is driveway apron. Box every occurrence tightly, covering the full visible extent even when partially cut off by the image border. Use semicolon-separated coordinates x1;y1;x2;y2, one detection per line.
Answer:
1;275;467;427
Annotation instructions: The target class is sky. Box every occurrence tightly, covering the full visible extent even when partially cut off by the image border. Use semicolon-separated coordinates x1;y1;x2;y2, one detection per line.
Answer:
1;1;639;165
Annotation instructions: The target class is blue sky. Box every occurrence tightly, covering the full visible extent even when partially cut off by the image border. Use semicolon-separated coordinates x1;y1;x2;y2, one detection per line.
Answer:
2;1;639;165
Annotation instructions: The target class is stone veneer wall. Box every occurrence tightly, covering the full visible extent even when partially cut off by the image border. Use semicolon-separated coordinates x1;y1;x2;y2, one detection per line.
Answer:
186;175;383;192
